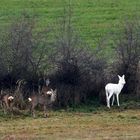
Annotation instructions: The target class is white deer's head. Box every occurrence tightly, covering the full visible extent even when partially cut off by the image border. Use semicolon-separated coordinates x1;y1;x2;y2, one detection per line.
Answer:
118;75;126;85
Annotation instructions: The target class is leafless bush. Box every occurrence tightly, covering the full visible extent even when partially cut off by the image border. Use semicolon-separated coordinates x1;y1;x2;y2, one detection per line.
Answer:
136;61;140;97
47;4;107;107
0;12;52;88
107;21;140;96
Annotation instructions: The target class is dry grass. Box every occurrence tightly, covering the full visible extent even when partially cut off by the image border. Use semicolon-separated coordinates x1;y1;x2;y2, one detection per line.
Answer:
0;109;140;140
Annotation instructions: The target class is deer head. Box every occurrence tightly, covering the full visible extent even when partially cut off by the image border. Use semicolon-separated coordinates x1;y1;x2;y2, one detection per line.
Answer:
118;75;126;85
46;89;57;102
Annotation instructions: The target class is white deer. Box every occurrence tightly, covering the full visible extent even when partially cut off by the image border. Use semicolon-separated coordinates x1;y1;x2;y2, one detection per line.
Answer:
105;75;126;108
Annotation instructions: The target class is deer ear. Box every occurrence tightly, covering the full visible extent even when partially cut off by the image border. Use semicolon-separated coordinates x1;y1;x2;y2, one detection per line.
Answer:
118;75;121;79
122;75;125;79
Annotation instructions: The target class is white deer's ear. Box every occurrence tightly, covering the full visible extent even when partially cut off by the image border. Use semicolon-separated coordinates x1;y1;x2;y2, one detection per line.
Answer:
118;75;121;79
122;75;125;78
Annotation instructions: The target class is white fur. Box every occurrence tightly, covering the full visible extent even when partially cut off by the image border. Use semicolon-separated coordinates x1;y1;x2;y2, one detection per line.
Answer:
105;75;126;108
46;89;57;102
50;89;57;102
8;96;14;101
28;98;32;102
46;89;53;95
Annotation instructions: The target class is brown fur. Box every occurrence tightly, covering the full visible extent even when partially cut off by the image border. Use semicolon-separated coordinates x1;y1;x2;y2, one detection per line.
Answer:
29;89;57;118
0;93;14;114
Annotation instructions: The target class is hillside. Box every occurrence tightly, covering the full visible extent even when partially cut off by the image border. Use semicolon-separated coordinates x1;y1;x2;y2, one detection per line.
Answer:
0;0;140;46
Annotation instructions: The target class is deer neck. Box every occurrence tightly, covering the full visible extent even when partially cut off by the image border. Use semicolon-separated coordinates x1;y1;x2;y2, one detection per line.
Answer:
50;94;55;102
118;81;124;91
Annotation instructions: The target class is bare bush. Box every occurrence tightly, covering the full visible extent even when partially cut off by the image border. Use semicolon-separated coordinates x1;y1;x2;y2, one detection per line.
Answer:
47;3;107;107
0;12;52;88
136;61;140;98
108;21;140;96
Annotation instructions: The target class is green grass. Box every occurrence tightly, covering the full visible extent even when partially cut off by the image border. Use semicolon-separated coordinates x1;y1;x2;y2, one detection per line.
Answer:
0;108;140;140
0;0;140;46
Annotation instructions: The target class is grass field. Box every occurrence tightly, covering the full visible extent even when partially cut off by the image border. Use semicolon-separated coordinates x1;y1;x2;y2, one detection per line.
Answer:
0;107;140;140
0;0;140;46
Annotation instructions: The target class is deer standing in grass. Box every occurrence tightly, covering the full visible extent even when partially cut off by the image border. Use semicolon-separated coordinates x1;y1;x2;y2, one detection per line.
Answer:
105;75;126;108
28;89;57;118
0;90;14;114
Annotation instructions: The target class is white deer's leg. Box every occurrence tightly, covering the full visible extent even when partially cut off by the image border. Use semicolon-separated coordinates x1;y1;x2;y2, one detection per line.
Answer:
111;94;115;106
116;94;120;107
105;90;109;107
107;92;113;108
107;98;110;108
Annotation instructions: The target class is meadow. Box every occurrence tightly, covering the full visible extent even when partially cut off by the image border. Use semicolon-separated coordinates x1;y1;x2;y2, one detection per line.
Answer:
0;107;140;140
0;0;140;46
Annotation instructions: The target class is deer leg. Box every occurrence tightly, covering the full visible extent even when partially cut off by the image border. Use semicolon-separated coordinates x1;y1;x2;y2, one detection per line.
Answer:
31;105;36;118
29;105;32;115
2;102;7;114
111;94;115;106
107;98;110;108
116;94;120;107
43;105;48;118
107;92;113;108
105;90;109;108
28;104;32;114
5;100;10;112
9;102;14;116
0;101;3;109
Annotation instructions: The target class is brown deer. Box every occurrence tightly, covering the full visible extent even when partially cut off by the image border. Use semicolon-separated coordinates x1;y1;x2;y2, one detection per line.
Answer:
0;90;14;114
28;89;57;118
